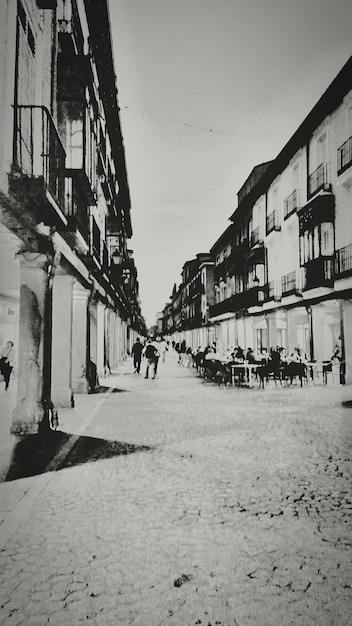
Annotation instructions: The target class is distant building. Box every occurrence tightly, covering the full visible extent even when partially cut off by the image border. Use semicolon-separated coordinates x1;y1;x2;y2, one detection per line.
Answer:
161;254;215;349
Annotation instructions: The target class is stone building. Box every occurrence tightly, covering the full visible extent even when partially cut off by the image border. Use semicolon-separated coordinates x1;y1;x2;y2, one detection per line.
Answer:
161;56;352;382
162;254;215;350
209;56;352;381
0;0;145;434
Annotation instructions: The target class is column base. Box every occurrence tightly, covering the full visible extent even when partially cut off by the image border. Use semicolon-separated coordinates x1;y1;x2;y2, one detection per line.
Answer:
11;400;43;435
52;386;74;408
72;377;89;394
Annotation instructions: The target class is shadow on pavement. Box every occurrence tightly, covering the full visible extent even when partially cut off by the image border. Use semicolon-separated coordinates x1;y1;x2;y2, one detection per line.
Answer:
90;385;129;394
342;400;352;408
3;430;151;483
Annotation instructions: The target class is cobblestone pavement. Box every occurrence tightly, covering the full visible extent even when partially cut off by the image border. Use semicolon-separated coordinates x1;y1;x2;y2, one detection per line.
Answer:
0;353;352;625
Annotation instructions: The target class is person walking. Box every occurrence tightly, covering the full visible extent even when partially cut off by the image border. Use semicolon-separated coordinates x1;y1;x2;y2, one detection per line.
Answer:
157;337;168;363
0;341;15;391
143;339;158;379
131;337;143;374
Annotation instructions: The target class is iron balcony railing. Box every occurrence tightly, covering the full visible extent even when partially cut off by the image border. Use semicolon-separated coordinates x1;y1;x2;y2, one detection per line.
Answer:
337;136;352;175
13;105;66;210
266;210;280;235
209;286;264;317
250;226;263;247
284;189;299;220
335;243;352;276
281;268;306;296
308;163;329;198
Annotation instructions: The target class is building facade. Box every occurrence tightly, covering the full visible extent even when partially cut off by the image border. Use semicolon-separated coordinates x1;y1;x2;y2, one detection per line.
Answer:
161;56;352;383
162;254;215;350
0;0;145;434
209;56;352;381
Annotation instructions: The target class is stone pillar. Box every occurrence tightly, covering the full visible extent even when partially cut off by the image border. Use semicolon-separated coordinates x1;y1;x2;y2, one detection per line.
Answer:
96;302;105;378
12;253;50;434
89;299;98;366
51;273;73;407
267;313;277;348
72;282;90;393
287;309;298;355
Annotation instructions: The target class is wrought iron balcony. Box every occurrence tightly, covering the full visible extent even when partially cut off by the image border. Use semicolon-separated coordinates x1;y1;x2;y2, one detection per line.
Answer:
214;258;229;283
250;226;263;247
308;163;330;199
266;210;280;235
304;257;334;290
209;286;264;318
335;243;352;277
281;269;306;296
284;189;299;220
337;137;352;176
10;105;67;224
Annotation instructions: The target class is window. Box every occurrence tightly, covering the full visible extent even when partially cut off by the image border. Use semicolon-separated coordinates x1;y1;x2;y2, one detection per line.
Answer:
321;223;334;256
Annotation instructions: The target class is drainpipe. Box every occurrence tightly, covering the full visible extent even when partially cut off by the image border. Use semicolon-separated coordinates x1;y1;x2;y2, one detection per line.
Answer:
41;247;61;432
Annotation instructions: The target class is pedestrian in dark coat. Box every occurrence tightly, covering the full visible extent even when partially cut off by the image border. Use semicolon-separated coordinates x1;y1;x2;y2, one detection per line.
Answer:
131;338;143;373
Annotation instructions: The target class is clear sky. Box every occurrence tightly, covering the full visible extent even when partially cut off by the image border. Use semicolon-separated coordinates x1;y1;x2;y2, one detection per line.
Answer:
108;0;352;328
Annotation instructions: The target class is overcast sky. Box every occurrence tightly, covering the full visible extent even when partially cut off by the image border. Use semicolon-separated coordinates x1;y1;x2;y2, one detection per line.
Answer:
108;0;352;328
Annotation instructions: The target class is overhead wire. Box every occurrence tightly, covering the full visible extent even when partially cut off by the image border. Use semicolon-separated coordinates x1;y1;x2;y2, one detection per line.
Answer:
122;105;264;140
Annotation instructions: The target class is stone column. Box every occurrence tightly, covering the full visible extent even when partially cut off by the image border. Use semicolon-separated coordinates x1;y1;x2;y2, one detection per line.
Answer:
72;282;90;393
267;313;277;348
12;253;50;434
89;298;98;366
287;309;298;355
96;302;105;379
51;273;73;407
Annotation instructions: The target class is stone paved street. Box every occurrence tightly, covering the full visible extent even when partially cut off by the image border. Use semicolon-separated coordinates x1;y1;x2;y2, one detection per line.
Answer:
0;352;352;625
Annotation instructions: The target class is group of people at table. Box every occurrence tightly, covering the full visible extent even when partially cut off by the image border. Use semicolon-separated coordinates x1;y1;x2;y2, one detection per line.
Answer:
176;342;344;388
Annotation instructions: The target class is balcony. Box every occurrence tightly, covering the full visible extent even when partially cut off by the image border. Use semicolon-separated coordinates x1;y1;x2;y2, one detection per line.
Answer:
281;269;306;297
284;189;299;220
266;210;280;235
250;226;263;247
264;280;282;302
298;191;335;230
335;244;352;278
10;105;67;226
304;257;334;290
209;286;264;318
337;137;352;176
214;258;229;283
308;163;330;199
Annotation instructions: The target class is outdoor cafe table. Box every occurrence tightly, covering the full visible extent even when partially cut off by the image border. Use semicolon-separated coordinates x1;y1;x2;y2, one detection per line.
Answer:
230;362;258;388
